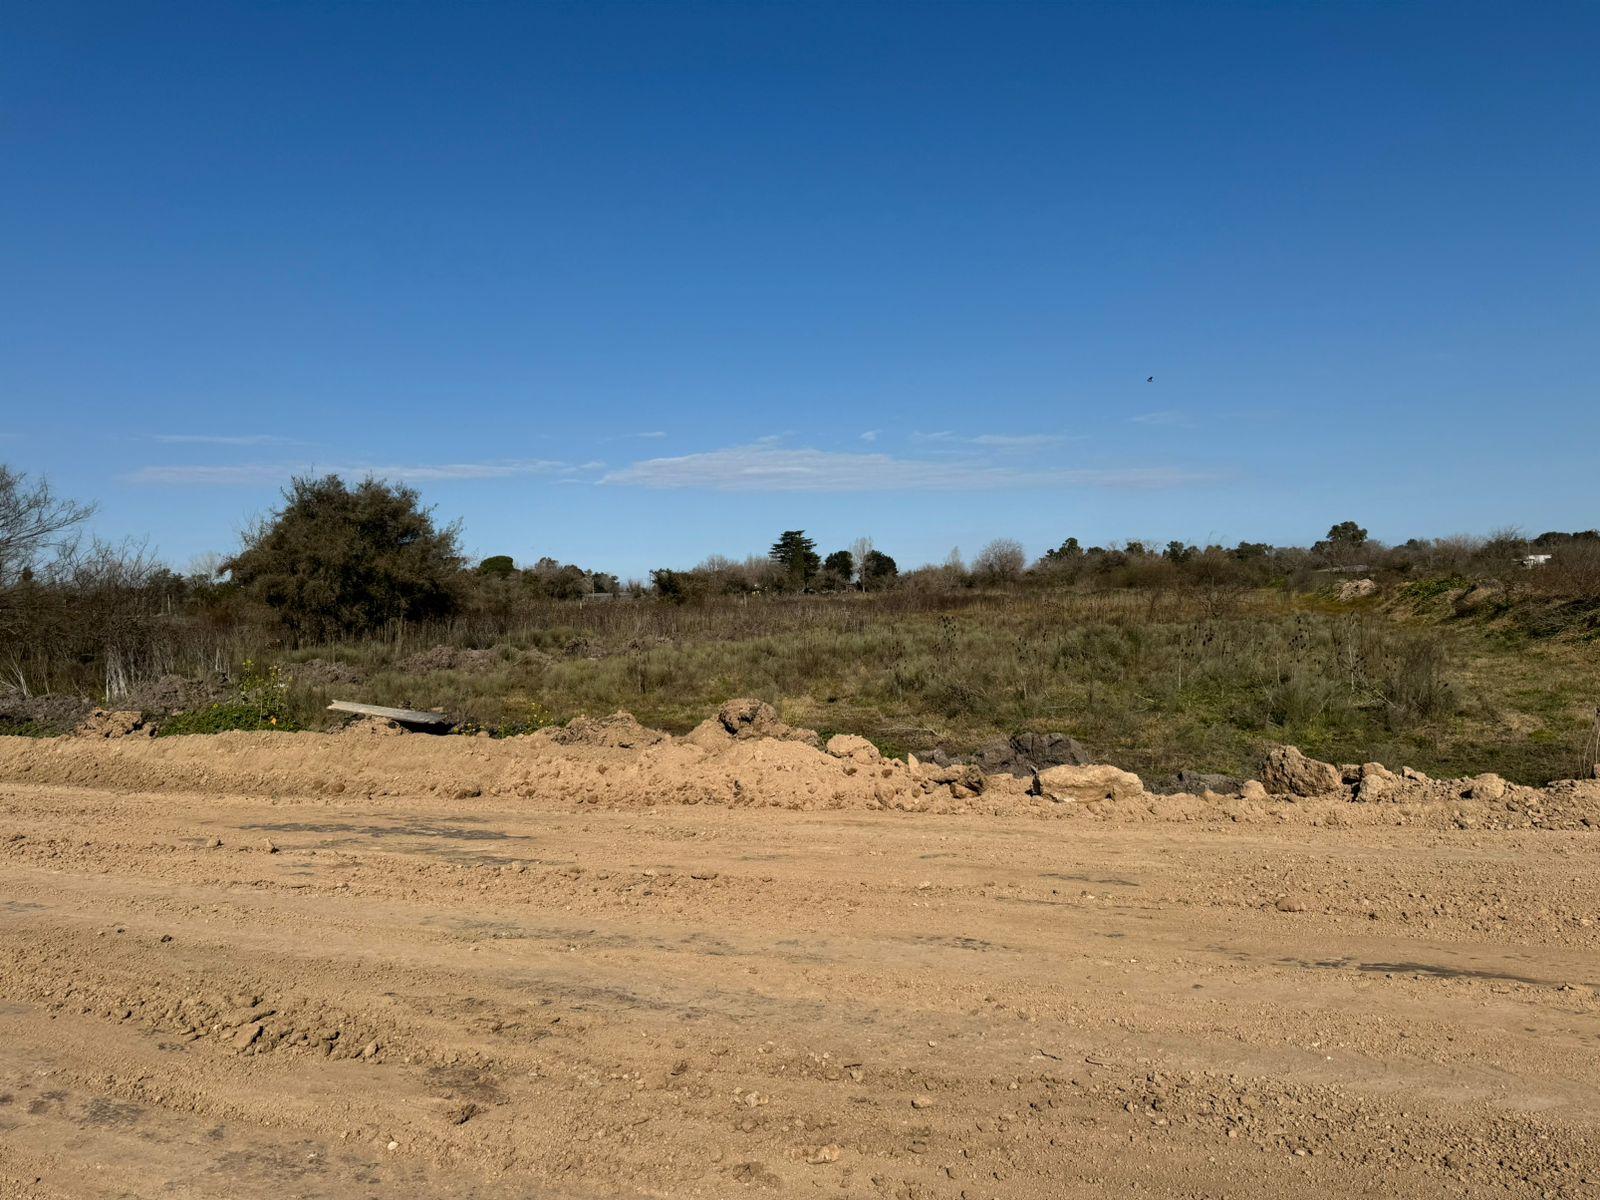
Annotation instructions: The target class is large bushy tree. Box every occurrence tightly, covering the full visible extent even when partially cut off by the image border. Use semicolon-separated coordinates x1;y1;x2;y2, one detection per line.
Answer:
524;556;593;600
861;549;898;590
226;475;463;639
477;554;516;577
769;530;821;591
1315;519;1371;566
1041;536;1082;564
821;549;854;591
1326;520;1369;546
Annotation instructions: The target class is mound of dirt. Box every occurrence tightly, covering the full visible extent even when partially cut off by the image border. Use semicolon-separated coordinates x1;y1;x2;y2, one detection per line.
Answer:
4;704;1597;831
397;645;515;674
74;709;152;739
0;711;1023;816
685;698;820;749
291;659;367;688
0;691;93;734
824;733;881;764
537;711;669;750
1454;580;1505;612
125;674;229;714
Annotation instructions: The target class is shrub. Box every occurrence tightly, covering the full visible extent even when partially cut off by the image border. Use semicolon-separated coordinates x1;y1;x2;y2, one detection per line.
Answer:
1377;637;1458;724
156;660;297;735
226;475;463;640
1265;669;1342;727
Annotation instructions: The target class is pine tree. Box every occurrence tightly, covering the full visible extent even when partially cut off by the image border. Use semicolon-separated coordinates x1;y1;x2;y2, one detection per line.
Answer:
769;530;821;591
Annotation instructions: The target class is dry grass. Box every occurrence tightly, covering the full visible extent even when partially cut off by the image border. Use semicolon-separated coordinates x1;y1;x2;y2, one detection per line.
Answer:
254;589;1597;785
9;577;1593;785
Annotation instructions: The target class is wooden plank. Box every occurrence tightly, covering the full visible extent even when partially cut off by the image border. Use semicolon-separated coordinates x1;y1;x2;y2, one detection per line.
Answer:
327;700;454;729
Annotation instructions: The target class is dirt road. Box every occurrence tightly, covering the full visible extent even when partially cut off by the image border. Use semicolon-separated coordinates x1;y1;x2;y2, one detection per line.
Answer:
1;731;1597;1198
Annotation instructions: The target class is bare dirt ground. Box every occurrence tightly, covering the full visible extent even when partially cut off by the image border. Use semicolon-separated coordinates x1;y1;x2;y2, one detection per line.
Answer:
0;727;1597;1198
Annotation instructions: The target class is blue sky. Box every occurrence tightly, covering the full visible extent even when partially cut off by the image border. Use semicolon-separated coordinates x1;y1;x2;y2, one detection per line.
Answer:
2;1;1596;580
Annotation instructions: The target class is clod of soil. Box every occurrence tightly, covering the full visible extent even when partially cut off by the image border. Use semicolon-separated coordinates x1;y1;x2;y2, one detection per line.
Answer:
685;697;821;749
74;709;152;739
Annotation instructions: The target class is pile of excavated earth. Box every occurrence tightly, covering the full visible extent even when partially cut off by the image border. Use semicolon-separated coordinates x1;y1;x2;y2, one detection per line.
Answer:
1;698;1597;1199
24;697;1600;833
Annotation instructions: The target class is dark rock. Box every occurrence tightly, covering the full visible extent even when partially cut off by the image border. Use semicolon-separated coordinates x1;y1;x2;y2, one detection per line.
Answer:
1012;732;1089;768
965;731;1090;777
1152;769;1245;796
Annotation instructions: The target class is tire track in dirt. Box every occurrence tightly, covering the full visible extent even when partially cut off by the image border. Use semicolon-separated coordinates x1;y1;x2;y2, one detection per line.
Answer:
1;736;1598;1197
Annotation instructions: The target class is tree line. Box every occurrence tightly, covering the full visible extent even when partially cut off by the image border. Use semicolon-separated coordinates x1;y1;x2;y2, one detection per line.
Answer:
2;468;1597;693
650;531;900;602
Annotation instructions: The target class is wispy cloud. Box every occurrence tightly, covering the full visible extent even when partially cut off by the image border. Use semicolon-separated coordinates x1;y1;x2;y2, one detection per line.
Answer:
601;443;1217;493
860;430;880;443
969;433;1077;448
126;464;303;486
151;433;300;446
604;430;668;442
124;459;581;486
1129;410;1192;428
911;430;1076;448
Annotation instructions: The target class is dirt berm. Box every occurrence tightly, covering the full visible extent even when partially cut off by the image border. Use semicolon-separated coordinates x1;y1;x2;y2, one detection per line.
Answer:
9;700;1597;832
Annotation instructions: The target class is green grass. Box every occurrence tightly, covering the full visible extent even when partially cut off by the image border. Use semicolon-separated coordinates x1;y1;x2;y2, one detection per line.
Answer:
0;719;54;738
153;660;300;736
1396;576;1471;603
156;702;302;736
244;589;1598;785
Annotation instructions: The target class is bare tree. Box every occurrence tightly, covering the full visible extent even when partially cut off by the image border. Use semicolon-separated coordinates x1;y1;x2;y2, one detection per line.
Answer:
186;551;226;584
54;537;163;700
850;536;874;590
0;466;95;586
1;468;97;686
973;538;1026;583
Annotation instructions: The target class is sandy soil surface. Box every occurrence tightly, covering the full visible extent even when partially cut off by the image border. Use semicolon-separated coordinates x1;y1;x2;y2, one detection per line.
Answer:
0;729;1597;1198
